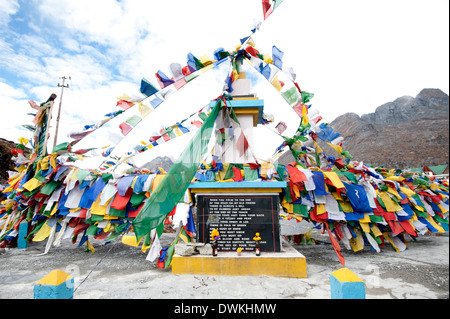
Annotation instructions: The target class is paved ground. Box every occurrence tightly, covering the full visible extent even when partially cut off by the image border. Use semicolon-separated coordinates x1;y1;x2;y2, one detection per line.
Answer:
0;231;448;299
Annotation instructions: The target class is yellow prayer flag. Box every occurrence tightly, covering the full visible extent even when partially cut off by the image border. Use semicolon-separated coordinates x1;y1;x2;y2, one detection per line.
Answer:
130;176;139;190
425;216;445;233
350;232;364;252
199;54;216;66
103;221;112;232
3;171;26;193
141;243;151;253
316;204;326;215
387;187;403;200
370;224;383;237
50;204;58;216
302;105;309;125
139;102;152;118
49;154;58;169
359;214;371;223
382;232;399;252
86;241;95;254
23;177;43;192
263;53;273;64
4;201;14;211
271;75;283;92
437;203;448;214
339;200;354;213
281;198;294;215
327;143;342;155
201;64;214;73
360;222;371;233
116;94;132;101
399;186;416;198
68;169;79;181
173;127;184;137
18;137;30;145
33;222;53;242
323;171;345;189
314;140;323;154
385;176;405;182
90;197;111;216
378;192;403;212
122;235;141;247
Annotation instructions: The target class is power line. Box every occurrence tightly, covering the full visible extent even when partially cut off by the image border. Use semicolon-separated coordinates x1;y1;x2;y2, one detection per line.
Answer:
53;76;71;147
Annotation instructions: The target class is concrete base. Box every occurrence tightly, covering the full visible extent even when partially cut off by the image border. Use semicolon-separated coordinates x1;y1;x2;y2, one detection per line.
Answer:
172;240;307;278
17;222;29;249
34;270;74;299
330;268;365;299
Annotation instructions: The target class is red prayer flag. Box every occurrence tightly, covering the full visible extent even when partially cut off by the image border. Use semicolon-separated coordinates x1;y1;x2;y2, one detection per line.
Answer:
387;220;405;235
232;167;243;182
262;0;273;20
111;188;133;211
286;166;307;183
399;220;417;237
119;122;133;136
325;222;345;266
117;100;134;110
237;132;249;157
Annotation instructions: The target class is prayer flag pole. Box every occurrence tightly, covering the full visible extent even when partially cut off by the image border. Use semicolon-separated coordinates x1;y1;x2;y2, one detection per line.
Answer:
41;93;57;156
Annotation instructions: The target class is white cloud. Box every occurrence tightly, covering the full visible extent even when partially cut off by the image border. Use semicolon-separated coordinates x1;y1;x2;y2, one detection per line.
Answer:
0;81;34;142
0;81;27;99
0;0;19;29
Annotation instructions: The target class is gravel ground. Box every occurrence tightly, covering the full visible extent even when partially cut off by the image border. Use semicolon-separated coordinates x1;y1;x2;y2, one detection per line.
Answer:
0;232;448;299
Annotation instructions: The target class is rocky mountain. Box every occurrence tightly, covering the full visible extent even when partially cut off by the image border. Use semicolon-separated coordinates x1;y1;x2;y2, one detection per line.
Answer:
140;156;174;173
0;138;17;183
328;88;449;169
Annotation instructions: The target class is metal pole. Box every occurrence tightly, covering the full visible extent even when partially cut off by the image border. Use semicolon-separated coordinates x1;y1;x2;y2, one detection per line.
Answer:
53;76;70;147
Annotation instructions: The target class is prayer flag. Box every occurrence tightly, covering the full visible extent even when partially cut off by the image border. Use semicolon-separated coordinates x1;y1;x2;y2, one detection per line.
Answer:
155;70;175;89
140;78;158;97
272;45;284;70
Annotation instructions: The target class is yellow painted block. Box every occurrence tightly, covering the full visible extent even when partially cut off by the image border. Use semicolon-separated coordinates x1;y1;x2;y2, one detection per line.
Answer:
36;270;72;286
172;245;307;278
331;268;363;283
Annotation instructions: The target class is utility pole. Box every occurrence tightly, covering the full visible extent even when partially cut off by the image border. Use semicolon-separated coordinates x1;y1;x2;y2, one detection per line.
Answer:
53;76;70;147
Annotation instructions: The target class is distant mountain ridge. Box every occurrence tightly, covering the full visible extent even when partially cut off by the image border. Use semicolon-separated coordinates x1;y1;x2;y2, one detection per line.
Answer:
328;88;449;169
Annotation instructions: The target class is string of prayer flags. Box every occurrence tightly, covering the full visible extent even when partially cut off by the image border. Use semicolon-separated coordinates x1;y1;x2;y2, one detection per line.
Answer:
119;114;143;136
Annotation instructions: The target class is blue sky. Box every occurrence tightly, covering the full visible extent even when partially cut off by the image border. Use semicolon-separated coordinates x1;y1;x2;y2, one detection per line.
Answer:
0;0;449;162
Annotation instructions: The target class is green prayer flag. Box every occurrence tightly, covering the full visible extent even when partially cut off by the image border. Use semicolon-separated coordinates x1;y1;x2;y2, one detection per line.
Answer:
281;87;300;106
39;181;61;196
243;166;258;181
76;170;90;183
338;171;358;184
130;193;147;208
301;91;314;104
132;98;222;241
125;115;142;127
52;142;71;153
85;224;98;236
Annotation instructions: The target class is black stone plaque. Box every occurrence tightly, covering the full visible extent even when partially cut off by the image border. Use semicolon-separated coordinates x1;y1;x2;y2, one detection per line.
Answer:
196;194;281;252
